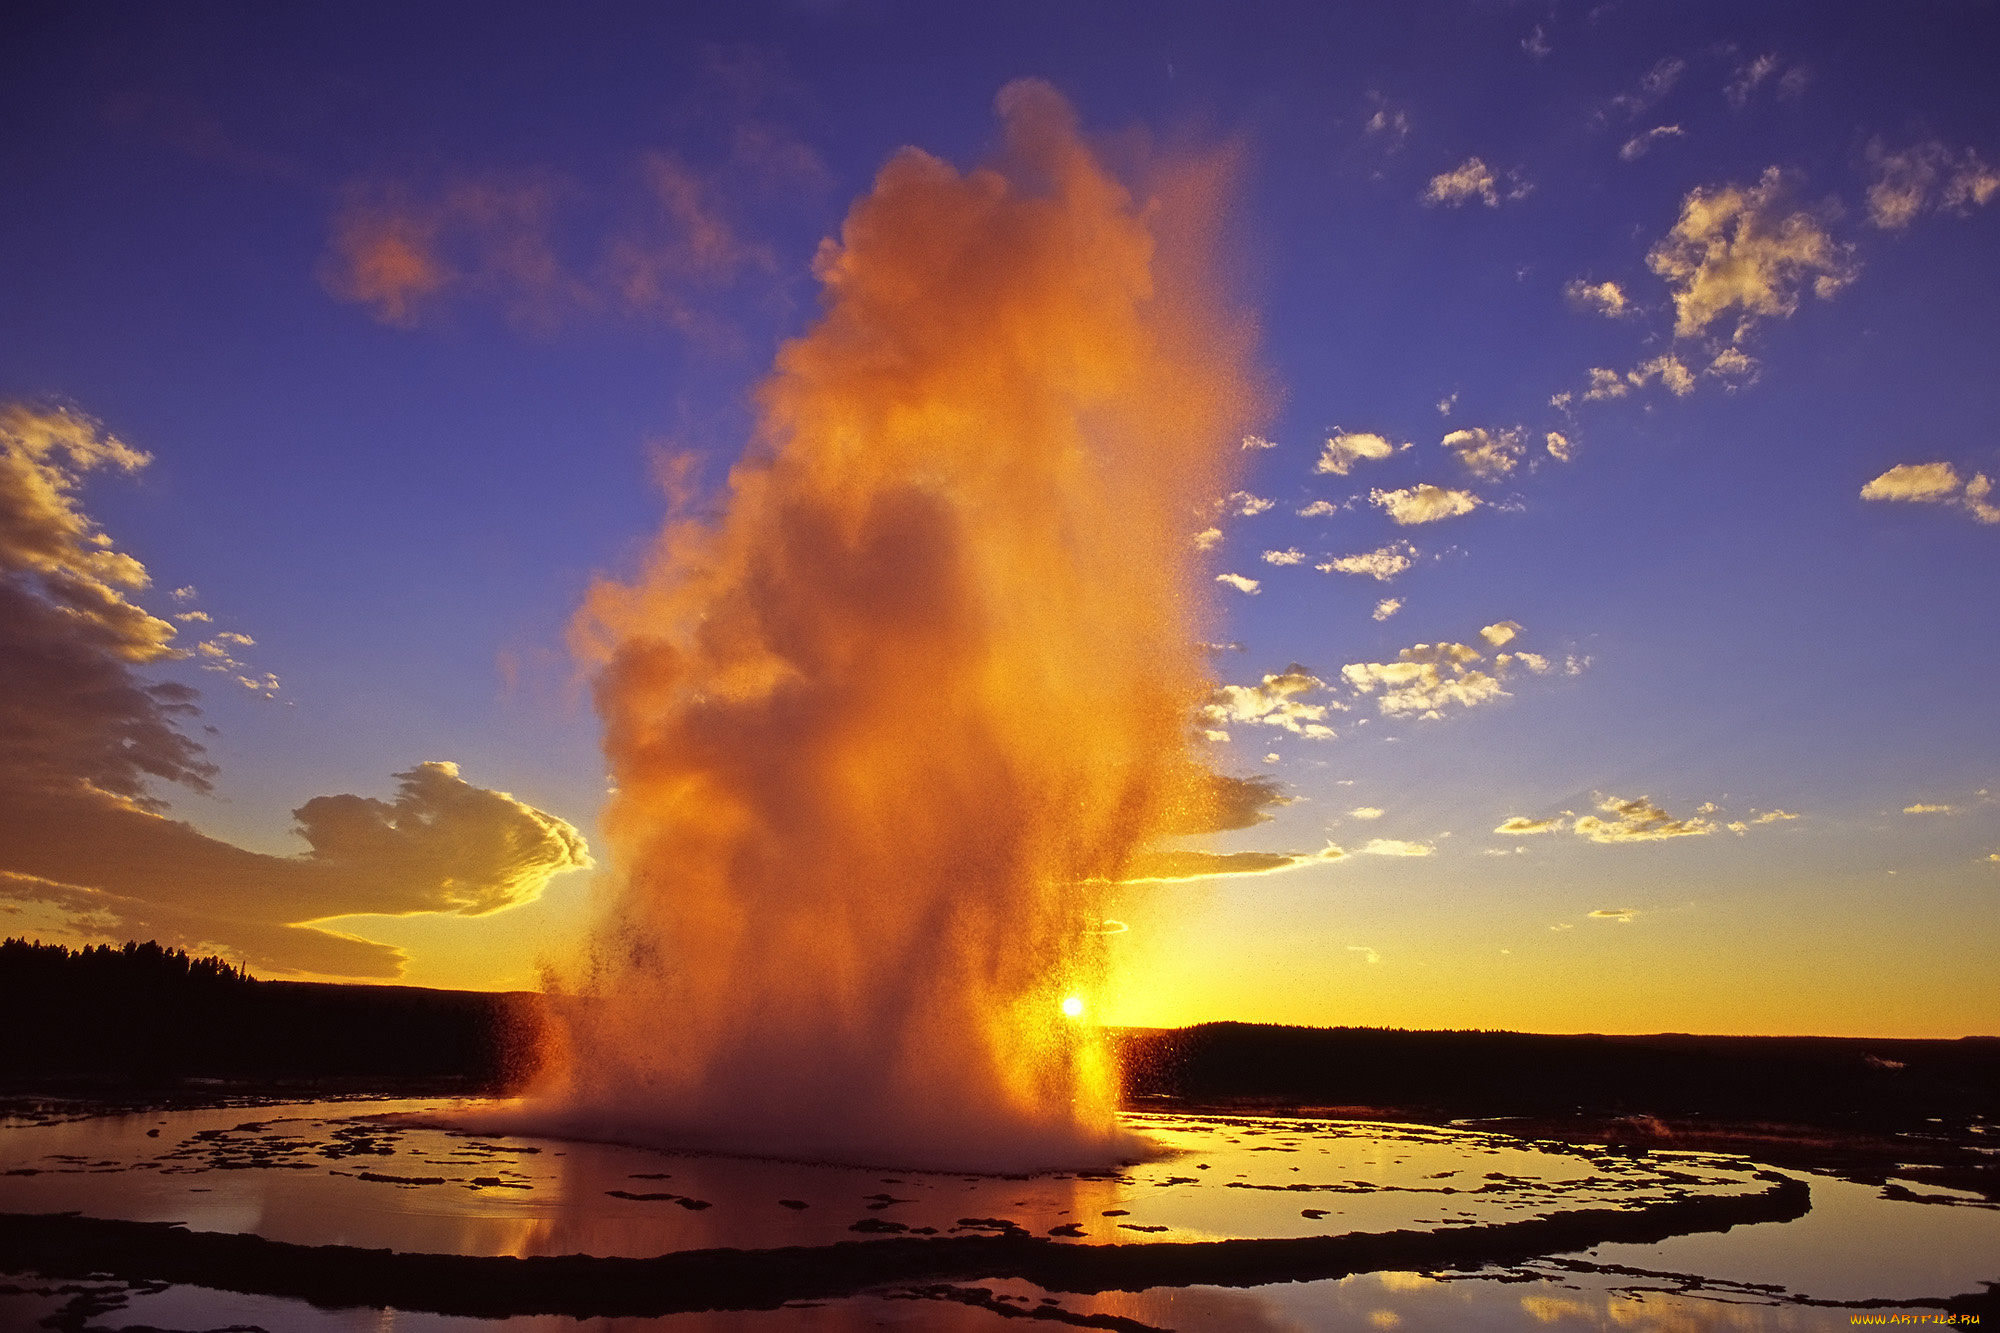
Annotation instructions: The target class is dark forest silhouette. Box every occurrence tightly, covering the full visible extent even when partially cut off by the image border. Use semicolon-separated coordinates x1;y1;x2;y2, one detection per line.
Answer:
4;937;1995;1147
1;937;542;1090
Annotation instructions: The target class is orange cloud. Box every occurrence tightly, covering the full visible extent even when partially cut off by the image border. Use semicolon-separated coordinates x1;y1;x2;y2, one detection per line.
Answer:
323;205;450;328
322;156;770;335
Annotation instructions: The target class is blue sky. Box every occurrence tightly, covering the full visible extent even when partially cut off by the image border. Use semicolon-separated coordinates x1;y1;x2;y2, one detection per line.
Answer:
2;1;1996;1034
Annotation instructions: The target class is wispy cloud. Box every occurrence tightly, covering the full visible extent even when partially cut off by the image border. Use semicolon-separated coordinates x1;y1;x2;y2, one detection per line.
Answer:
1363;93;1410;152
1261;548;1306;566
1118;843;1346;883
1619;125;1684;162
1865;139;2000;229
1216;572;1262;594
321;152;775;335
1373;597;1403;621
1724;53;1808;108
1608;57;1686;119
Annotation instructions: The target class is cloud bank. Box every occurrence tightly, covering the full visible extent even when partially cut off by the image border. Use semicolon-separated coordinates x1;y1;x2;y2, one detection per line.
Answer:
0;404;590;976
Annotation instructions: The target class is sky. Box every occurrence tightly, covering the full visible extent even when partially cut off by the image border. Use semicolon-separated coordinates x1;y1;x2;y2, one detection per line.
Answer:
2;1;1996;1038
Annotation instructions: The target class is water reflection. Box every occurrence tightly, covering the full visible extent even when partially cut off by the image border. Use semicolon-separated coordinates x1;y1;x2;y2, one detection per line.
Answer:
1;1100;1993;1329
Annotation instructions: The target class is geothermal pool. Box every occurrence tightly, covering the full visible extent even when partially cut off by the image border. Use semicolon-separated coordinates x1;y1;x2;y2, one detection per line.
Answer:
1;1099;1994;1330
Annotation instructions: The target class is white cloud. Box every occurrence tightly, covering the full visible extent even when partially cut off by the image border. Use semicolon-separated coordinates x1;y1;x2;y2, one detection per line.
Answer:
1545;431;1573;462
1629;353;1695;396
1261;548;1305;566
1242;434;1278;450
1341;637;1548;719
1359;838;1433;857
1564;279;1631;317
1350;807;1385;820
1216;572;1261;594
1373;597;1402;621
1424;157;1500;208
1903;803;1954;815
1297;499;1341;518
1192;526;1223;551
1495;815;1566;835
1619;125;1684;162
1370;484;1482;525
1863;462;1960;502
1573;795;1716;843
1582;367;1629;402
1347;944;1382;964
1863;139;1999;230
1588;907;1639;922
1861;462;2000;524
1479;620;1522;647
1646;167;1858;342
1706;346;1760;387
1203;665;1342;740
1316;431;1401;475
1222;490;1276;517
1441;426;1526;479
1318;541;1418;581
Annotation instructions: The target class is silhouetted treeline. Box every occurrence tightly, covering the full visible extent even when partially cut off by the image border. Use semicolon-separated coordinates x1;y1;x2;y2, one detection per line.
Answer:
1117;1022;2000;1129
0;938;544;1091
1;938;251;985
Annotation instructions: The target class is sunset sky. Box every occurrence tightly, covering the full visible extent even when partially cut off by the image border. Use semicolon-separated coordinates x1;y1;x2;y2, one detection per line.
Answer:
3;2;1995;1037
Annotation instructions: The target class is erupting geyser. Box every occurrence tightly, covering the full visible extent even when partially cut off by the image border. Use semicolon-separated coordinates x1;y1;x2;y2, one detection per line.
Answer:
533;81;1261;1171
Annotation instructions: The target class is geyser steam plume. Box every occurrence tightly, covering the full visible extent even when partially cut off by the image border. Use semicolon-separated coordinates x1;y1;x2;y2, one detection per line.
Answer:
541;81;1261;1171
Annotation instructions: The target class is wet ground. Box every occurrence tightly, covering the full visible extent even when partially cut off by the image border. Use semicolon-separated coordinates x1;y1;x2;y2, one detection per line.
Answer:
0;1097;1993;1330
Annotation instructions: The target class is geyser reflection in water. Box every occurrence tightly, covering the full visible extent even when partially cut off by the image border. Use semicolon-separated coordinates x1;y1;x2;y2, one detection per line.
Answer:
514;80;1263;1173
